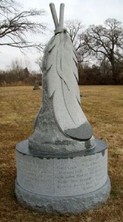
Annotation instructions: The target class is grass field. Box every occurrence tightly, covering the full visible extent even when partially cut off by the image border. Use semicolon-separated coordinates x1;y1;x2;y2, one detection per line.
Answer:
0;85;123;222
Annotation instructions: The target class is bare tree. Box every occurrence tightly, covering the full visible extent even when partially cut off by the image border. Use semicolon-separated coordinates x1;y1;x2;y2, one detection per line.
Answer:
35;55;43;72
65;20;87;63
65;20;83;49
82;18;123;83
0;0;46;50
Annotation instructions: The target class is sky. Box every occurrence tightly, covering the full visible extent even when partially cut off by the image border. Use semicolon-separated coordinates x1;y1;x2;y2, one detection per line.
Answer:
0;0;123;71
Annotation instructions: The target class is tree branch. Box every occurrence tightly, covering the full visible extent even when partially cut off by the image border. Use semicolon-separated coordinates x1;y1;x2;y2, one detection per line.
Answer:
0;0;46;50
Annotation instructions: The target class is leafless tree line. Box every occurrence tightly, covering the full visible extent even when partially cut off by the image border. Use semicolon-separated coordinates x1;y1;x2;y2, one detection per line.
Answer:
66;19;123;84
0;0;123;84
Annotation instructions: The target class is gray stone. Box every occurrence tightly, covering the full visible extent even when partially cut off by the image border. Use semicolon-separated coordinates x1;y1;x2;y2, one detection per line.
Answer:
15;138;111;214
64;122;93;141
33;80;40;90
16;142;108;196
15;175;111;214
17;139;106;158
15;3;111;214
28;3;93;152
15;177;111;214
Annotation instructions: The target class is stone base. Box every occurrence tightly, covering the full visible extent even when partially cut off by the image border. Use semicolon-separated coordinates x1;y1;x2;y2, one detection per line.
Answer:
15;178;110;214
15;139;111;214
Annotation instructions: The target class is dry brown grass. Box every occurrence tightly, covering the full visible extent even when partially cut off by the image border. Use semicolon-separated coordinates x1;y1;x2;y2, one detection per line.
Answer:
0;85;123;222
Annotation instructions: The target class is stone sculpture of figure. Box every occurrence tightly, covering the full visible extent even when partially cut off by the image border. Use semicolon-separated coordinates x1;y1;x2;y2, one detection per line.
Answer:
29;3;93;154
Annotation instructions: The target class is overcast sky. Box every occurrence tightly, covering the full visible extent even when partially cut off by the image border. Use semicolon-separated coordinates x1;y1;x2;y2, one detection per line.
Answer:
1;0;123;71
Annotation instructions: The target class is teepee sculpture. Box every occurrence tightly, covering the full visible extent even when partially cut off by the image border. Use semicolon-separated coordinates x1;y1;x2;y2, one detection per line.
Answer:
15;3;111;214
43;3;92;141
28;3;93;154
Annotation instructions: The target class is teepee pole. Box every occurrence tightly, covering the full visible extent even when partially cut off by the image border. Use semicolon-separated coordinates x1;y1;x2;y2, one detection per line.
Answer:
49;3;59;29
59;3;65;29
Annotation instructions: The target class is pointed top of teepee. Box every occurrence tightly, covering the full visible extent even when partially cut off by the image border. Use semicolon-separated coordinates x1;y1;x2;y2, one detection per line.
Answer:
49;3;65;34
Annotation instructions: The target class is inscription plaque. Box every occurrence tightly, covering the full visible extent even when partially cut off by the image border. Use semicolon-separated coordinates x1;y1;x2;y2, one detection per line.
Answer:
16;149;107;196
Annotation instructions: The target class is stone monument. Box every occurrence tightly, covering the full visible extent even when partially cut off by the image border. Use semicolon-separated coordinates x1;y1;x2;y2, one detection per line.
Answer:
33;80;40;90
15;3;111;214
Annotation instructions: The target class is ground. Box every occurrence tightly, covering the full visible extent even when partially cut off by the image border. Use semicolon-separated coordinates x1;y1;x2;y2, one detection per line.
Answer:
0;85;123;222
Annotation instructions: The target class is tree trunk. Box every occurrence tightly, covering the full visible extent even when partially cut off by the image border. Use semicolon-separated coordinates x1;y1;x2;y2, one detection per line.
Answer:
110;55;117;84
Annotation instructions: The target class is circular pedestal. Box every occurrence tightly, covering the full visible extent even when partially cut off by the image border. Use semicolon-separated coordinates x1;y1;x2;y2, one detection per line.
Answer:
15;139;111;214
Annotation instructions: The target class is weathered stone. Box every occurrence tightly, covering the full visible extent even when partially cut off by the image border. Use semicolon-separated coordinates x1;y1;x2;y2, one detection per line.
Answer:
33;80;40;90
15;139;110;214
15;3;111;214
15;178;111;214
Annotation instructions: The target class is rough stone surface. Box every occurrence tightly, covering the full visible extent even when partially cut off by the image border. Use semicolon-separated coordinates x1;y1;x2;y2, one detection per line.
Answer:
29;76;94;155
17;139;106;158
15;177;111;214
